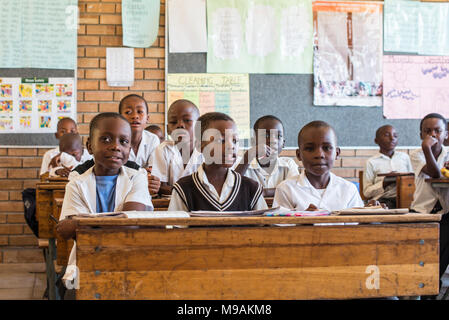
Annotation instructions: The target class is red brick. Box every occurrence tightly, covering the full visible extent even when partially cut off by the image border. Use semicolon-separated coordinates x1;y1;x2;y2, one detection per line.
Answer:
148;113;165;124
99;102;119;112
0;149;6;156
78;47;85;57
8;191;22;201
8;235;38;246
86;25;115;35
0;191;8;201
99;15;122;24
0;214;6;223
78;58;100;68
7;213;25;224
129;80;159;91
79;14;100;25
86;3;116;13
143;92;165;103
339;149;356;157
84;91;114;101
99;80;128;91
38;148;52;156
0;224;23;235
341;157;368;168
22;158;42;168
85;69;106;79
23;180;39;189
8;169;37;179
355;149;379;157
78;35;100;46
7;148;36;156
0;180;23;190
331;168;356;178
85;47;106;57
2;249;44;263
0;158;23;167
77;102;99;112
83;113;98;123
77;69;85;79
77;24;86;35
113;91;144;102
77;80;99;90
100;36;122;46
135;59;158;69
144;69;164;80
0;236;8;246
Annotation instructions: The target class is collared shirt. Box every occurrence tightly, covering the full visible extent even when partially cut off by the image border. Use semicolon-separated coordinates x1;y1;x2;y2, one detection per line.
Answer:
49;150;93;177
273;171;364;211
244;157;299;189
150;140;204;185
128;130;160;168
363;151;413;200
410;146;449;214
168;165;268;212
40;147;60;175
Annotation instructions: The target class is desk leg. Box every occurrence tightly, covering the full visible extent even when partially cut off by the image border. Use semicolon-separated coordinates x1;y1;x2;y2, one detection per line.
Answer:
44;238;59;300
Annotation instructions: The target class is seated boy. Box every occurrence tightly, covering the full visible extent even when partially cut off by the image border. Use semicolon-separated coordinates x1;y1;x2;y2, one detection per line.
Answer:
410;113;449;284
40;117;90;177
145;124;165;144
444;121;449;147
363;125;412;209
235;115;299;197
49;133;92;177
150;99;204;195
56;112;153;291
168;112;267;212
273;121;364;211
119;94;161;194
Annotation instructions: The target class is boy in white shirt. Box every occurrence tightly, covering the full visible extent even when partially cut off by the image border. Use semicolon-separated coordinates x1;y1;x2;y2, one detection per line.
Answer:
363;125;412;208
56;112;153;295
409;113;449;288
235;115;299;197
273;121;364;211
49;133;92;177
150;99;203;195
168;112;267;212
119;94;161;194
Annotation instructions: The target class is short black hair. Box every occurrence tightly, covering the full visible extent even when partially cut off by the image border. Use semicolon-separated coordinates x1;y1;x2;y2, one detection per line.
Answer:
375;124;394;139
89;112;130;139
59;133;82;152
118;94;148;114
145;124;162;132
420;113;447;133
253;115;284;131
298;120;336;146
195;112;235;137
57;117;76;129
168;99;200;117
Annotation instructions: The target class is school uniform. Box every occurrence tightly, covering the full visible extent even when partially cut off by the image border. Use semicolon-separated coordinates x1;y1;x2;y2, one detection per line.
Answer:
168;164;267;212
49;150;93;177
410;146;449;214
150;140;204;185
128;130;160;168
244;157;299;189
40;147;91;175
60;165;153;287
273;171;364;211
363;151;412;201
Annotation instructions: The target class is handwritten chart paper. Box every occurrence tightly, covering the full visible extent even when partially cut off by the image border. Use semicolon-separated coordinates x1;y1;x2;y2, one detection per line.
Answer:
313;1;383;107
168;0;207;53
0;0;77;70
167;73;250;139
0;77;76;133
206;0;313;74
106;48;134;87
383;55;449;119
384;0;419;53
122;0;160;48
418;2;449;56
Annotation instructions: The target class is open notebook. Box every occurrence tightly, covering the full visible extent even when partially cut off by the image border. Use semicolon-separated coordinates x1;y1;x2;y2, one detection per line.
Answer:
333;206;409;215
76;211;190;218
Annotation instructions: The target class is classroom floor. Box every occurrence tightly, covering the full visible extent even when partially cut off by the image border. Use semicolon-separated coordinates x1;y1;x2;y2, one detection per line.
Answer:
1;262;448;300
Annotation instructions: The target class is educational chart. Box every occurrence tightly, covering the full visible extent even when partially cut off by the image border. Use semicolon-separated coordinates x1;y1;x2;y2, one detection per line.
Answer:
167;73;250;139
0;0;78;70
122;0;160;48
206;0;313;74
313;1;383;107
418;2;449;56
0;78;76;133
383;55;449;119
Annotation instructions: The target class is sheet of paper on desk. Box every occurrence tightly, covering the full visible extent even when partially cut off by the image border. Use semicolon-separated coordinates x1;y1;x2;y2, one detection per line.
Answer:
123;211;190;218
190;207;278;217
265;210;330;217
333;207;409;215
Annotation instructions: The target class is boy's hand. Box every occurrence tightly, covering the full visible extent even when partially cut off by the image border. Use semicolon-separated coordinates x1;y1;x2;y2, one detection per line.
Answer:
56;218;78;240
49;153;62;168
55;165;73;177
444;161;449;170
422;135;438;150
147;171;161;195
305;203;319;211
366;200;388;209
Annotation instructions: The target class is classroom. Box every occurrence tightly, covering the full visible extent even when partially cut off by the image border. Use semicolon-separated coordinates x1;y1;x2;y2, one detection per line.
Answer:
0;0;449;303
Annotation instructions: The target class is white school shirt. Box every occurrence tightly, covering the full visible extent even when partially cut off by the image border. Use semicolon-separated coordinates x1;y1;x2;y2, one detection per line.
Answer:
410;146;449;214
128;130;160;168
60;165;153;286
244;157;299;189
48;150;93;177
273;171;364;211
40;147;60;175
363;151;413;200
168;165;268;212
150;140;204;185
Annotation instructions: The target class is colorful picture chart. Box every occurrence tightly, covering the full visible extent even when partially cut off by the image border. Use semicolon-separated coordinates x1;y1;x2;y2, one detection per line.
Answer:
383;55;449;119
167;73;251;140
313;1;383;107
207;0;313;74
0;77;76;133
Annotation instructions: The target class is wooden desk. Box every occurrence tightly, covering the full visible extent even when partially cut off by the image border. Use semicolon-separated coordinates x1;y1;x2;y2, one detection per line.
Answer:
426;178;449;189
74;213;440;300
395;174;415;209
152;197;170;211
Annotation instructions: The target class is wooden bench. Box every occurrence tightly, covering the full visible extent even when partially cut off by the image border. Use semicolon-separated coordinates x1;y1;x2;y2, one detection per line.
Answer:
74;213;440;300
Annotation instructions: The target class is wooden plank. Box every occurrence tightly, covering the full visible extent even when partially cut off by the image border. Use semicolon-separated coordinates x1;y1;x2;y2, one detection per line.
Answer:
74;213;441;227
397;175;416;209
77;264;438;300
36;187;53;239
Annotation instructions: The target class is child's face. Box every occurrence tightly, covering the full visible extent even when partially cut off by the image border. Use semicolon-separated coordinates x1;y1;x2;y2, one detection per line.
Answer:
255;119;285;156
88;118;131;176
375;126;398;153
120;96;149;134
421;118;448;146
55;120;77;140
63;142;83;162
149;128;164;143
201;120;239;168
167;102;198;145
296;126;340;178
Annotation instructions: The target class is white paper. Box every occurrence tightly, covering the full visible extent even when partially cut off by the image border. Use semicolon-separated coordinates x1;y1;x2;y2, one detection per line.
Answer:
168;0;207;53
106;48;134;87
124;211;190;218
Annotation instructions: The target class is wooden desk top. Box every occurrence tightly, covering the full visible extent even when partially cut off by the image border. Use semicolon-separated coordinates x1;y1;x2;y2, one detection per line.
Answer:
74;212;441;227
36;182;67;190
378;172;414;177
